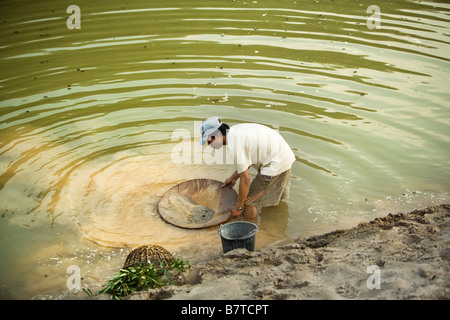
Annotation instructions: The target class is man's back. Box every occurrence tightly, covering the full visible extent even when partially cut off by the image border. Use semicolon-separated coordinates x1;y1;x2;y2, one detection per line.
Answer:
226;123;295;176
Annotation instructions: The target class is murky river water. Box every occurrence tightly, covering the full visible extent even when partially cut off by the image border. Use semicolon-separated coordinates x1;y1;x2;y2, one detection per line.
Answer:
0;0;449;299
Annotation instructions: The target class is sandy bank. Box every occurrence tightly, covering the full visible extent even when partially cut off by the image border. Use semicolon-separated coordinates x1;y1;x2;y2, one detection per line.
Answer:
131;204;449;300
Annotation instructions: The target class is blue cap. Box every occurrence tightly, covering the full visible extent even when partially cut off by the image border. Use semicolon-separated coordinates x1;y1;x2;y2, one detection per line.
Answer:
199;117;222;145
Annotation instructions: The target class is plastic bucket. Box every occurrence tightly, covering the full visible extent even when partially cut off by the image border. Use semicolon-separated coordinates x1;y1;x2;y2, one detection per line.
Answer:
218;221;258;253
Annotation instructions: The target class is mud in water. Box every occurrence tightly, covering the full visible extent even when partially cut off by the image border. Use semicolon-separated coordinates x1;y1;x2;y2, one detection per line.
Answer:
167;194;216;224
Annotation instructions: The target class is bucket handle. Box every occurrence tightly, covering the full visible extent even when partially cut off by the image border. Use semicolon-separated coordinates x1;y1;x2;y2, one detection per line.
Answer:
236;228;257;240
218;224;258;240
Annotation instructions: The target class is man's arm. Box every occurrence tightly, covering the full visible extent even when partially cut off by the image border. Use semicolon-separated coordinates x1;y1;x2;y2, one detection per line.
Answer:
221;170;240;187
230;169;250;217
236;169;250;208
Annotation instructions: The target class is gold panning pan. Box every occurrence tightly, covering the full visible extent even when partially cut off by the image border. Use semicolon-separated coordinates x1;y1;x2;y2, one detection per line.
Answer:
157;179;238;229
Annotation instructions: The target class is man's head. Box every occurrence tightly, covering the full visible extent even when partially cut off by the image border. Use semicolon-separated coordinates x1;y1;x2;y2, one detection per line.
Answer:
200;117;229;149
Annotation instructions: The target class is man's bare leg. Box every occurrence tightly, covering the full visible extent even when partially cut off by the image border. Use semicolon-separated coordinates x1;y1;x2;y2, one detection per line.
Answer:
243;206;257;219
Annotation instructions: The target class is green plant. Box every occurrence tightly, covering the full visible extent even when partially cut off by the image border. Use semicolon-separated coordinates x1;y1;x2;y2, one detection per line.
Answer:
84;258;189;300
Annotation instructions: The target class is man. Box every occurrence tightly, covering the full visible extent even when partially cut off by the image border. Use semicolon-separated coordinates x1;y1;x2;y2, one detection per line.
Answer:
199;116;295;219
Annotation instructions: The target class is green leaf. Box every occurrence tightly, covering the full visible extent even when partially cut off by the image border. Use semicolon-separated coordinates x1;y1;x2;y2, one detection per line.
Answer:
92;258;190;299
82;288;93;296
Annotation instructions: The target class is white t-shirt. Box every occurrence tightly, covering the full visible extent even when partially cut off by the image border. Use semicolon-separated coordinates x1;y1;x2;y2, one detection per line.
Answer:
225;123;296;176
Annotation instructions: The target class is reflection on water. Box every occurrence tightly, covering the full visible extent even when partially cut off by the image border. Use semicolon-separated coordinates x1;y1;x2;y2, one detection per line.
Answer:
0;0;449;299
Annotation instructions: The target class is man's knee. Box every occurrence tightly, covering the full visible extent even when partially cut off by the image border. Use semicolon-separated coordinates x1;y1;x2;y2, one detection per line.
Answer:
243;206;257;219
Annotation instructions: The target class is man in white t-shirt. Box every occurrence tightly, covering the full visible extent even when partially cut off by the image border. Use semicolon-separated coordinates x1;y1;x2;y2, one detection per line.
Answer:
200;117;295;219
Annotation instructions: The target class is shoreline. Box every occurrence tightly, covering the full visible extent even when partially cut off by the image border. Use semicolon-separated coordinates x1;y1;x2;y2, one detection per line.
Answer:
131;204;449;300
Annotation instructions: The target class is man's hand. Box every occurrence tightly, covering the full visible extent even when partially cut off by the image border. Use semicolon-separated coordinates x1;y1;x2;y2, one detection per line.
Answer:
221;176;237;188
222;170;240;188
231;206;242;217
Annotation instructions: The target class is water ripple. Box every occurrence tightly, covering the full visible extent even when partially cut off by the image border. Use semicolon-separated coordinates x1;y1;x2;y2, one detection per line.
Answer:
0;0;449;299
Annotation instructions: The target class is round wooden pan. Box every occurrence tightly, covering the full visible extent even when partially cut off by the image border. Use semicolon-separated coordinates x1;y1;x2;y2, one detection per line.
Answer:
157;179;238;229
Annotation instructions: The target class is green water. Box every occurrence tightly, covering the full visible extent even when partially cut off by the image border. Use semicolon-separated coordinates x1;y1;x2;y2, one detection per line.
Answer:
0;0;449;299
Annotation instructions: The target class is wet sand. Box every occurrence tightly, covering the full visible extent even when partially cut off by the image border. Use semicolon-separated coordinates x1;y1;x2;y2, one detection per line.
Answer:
129;204;449;300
